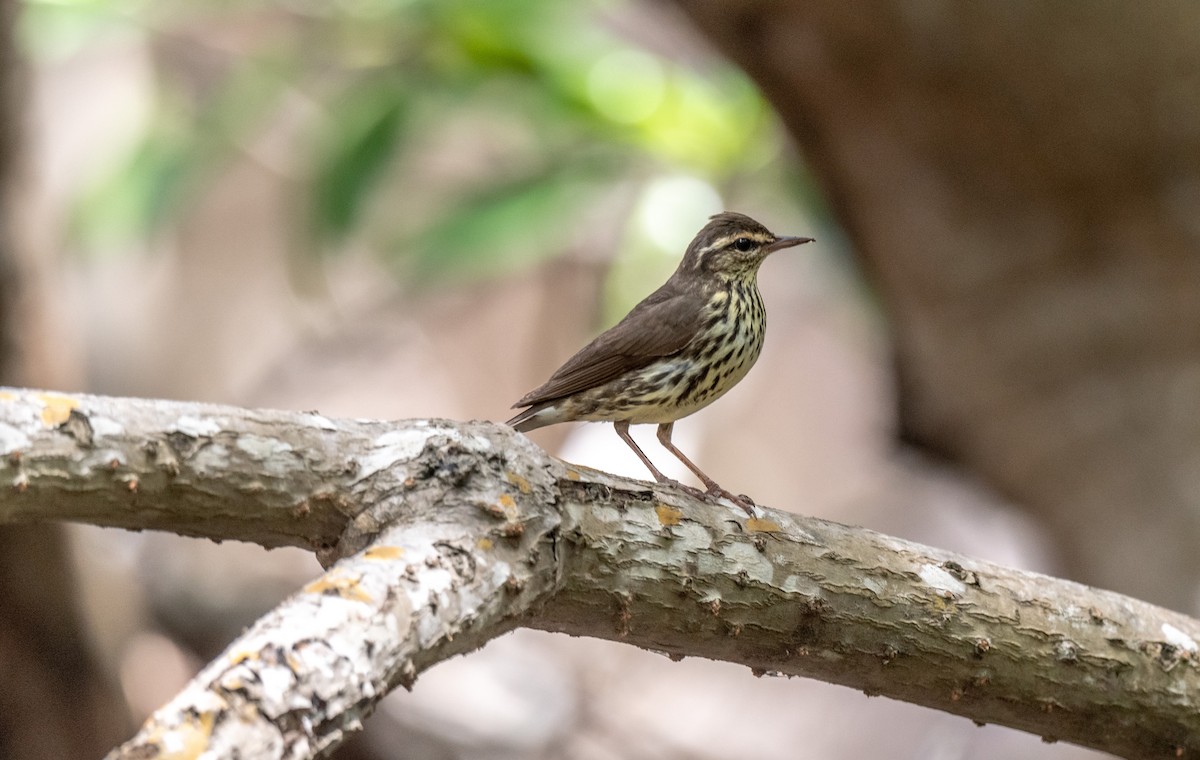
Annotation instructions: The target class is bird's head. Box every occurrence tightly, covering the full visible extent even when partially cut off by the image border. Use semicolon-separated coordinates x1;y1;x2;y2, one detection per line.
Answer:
680;211;813;282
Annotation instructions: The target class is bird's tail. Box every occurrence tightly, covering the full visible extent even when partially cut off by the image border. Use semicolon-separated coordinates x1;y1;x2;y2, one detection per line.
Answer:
506;402;557;433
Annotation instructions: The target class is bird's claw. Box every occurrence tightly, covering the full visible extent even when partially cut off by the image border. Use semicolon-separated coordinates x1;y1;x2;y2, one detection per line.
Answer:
704;485;758;516
658;479;759;517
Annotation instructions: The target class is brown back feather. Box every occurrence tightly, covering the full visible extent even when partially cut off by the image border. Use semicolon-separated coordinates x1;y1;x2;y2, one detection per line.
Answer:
512;279;703;408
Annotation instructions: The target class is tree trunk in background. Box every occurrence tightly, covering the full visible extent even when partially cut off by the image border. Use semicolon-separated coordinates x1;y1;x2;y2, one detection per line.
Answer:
670;1;1200;611
0;1;131;757
0;0;21;385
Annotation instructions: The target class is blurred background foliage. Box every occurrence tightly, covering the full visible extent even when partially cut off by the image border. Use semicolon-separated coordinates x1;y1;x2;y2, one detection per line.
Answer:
22;0;815;309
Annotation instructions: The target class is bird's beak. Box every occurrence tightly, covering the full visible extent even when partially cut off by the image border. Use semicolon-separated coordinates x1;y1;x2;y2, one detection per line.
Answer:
766;235;815;253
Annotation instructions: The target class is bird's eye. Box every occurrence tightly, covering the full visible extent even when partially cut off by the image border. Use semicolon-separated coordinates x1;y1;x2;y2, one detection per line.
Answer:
733;237;755;252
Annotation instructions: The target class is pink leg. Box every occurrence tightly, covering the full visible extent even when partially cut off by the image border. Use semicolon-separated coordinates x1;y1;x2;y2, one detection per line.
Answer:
656;423;756;515
614;420;672;484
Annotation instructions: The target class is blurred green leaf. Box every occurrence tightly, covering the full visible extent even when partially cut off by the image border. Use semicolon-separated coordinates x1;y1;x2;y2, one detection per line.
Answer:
69;55;292;250
312;81;410;242
70;109;192;249
20;0;146;60
407;165;602;281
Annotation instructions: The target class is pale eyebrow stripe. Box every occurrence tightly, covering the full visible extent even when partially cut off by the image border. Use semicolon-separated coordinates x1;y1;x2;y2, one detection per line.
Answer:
694;232;773;268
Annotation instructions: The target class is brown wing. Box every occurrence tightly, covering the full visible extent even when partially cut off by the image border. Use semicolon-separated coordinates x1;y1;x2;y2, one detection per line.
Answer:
513;282;701;408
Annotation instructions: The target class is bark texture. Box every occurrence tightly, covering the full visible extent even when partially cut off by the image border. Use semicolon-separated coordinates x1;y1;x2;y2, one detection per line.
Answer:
0;389;1197;759
667;0;1200;611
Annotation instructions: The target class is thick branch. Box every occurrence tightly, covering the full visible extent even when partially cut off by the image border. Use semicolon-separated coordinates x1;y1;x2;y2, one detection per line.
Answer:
109;507;561;757
543;483;1200;757
0;388;394;560
0;388;1196;759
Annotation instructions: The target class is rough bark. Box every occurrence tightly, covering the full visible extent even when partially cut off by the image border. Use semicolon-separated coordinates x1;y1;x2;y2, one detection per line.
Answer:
666;0;1200;611
0;388;1197;759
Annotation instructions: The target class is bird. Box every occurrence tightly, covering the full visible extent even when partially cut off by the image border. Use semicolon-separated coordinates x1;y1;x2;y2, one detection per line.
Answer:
507;211;813;513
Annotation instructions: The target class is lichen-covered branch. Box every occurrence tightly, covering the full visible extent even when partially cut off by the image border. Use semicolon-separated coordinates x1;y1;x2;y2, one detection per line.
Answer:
106;499;560;758
543;481;1200;759
0;388;1196;759
0;388;372;559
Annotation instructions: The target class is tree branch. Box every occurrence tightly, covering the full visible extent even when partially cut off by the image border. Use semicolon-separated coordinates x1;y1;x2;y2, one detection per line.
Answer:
0;388;1196;759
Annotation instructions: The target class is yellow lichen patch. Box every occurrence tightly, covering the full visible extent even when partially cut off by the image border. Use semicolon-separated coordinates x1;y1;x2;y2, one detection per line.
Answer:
745;517;781;533
154;710;215;760
0;390;14;402
477;537;494;551
927;594;957;612
496;493;520;520
564;469;581;481
505;472;532;494
304;573;373;603
363;545;405;561
655;504;683;526
228;649;260;665
37;393;78;426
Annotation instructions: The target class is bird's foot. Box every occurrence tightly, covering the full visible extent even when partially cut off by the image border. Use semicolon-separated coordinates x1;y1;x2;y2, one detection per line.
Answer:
657;478;758;516
705;485;758;516
660;479;708;502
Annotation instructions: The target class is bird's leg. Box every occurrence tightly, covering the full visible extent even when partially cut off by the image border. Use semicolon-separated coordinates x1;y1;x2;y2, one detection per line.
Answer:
615;421;708;501
655;422;717;489
656;423;757;515
614;421;674;484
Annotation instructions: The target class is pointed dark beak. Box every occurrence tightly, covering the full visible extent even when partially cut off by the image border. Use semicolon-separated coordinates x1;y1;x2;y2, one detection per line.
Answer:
766;235;814;253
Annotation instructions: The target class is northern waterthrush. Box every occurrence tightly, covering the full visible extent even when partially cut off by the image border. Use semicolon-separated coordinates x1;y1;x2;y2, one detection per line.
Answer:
507;211;813;513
